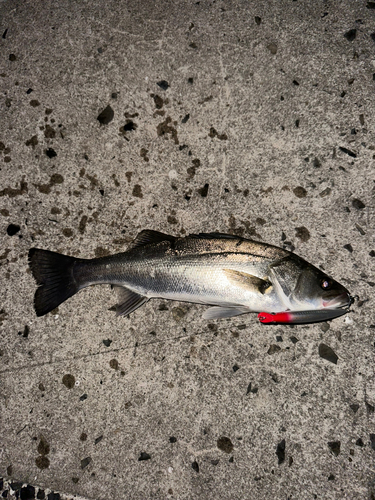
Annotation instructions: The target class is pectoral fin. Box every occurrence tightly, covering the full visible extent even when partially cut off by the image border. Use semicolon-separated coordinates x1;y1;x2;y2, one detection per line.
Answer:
114;286;148;316
202;306;251;320
223;269;272;294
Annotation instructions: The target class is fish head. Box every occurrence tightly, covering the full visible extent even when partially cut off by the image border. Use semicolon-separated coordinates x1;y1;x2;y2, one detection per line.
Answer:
292;265;351;310
270;255;351;311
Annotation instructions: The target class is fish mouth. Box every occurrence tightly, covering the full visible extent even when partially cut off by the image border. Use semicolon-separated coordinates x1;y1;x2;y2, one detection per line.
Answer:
322;292;351;310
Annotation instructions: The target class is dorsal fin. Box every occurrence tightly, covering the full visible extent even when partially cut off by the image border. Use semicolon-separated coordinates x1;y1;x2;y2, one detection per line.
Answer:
130;230;176;249
189;232;241;240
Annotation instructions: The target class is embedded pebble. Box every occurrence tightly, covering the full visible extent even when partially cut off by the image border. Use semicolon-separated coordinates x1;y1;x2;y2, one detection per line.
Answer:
319;344;338;364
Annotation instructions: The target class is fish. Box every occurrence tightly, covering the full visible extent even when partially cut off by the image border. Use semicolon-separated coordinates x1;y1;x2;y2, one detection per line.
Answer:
28;230;352;324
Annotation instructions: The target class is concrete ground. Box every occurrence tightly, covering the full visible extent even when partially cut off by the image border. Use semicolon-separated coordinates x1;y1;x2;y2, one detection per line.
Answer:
1;0;374;498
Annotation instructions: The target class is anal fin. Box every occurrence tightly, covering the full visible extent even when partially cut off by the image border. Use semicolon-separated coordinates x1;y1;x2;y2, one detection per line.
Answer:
114;286;148;316
202;306;251;320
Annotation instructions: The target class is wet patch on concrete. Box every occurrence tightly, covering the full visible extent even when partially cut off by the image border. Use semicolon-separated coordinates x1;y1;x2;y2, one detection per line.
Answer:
109;359;119;370
140;148;149;162
151;94;166;110
217;437;234;453
34;173;64;194
268;344;281;355
208;127;227;140
25;135;38;149
0;141;11;162
267;42;277;54
119;112;139;139
78;215;88;234
62;228;73;237
0;309;8;326
186;158;200;180
35;435;50;470
197;183;209;197
132;184;143;198
95;247;111;257
295;226;310;242
62;374;75;389
0;178;28;197
44;124;56;139
157;116;179;144
293;186;307;198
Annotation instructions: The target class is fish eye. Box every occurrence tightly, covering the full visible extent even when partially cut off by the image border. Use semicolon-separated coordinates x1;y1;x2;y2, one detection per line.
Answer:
320;278;332;290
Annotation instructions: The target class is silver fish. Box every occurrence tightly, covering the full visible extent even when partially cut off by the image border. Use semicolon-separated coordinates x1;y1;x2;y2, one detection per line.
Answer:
29;230;352;324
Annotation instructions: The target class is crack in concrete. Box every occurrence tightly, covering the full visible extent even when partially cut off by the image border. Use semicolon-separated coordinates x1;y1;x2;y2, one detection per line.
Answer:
0;327;229;375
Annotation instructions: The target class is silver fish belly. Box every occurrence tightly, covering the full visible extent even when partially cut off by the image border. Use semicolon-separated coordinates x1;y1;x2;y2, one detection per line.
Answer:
29;230;352;323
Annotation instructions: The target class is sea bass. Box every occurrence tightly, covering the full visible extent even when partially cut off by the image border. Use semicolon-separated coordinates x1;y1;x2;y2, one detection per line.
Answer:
29;230;352;324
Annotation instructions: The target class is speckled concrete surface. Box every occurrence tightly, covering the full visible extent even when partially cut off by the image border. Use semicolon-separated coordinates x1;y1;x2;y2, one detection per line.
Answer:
1;0;375;499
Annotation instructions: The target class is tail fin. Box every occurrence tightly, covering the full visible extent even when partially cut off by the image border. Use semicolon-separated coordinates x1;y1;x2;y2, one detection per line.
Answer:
28;248;80;316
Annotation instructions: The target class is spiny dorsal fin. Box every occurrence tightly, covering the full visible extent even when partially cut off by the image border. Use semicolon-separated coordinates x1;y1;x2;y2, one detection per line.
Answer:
131;230;176;249
223;269;272;294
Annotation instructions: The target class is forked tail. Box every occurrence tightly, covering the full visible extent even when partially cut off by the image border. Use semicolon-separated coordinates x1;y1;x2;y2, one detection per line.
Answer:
28;248;81;316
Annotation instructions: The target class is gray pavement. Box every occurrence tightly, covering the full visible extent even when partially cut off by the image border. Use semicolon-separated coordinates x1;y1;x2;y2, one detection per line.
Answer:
1;0;375;498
